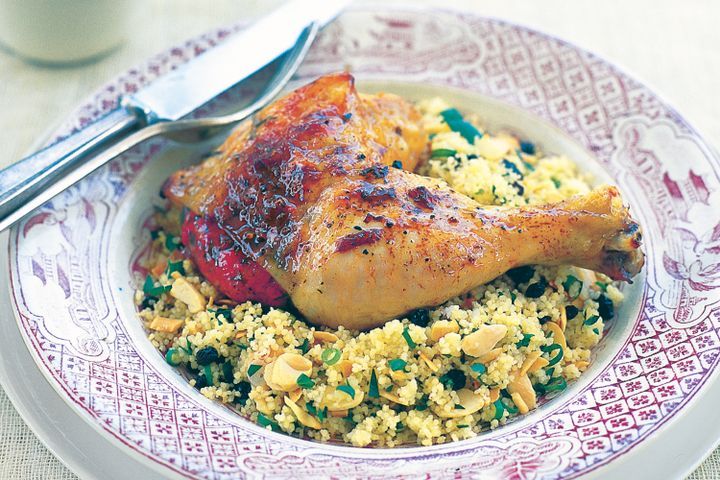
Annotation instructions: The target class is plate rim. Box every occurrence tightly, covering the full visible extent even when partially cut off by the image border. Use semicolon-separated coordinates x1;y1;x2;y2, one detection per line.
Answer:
5;4;720;479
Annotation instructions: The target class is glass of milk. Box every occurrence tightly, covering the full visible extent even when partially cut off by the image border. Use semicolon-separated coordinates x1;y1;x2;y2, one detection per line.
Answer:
0;0;137;65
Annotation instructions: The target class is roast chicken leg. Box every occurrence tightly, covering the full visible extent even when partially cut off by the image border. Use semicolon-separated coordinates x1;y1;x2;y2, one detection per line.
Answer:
164;73;644;330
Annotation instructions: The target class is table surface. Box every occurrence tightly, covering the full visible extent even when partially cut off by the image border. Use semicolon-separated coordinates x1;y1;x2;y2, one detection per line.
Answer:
0;0;718;478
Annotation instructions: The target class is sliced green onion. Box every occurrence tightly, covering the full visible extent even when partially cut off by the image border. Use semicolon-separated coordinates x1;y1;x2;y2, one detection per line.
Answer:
209;307;233;322
416;394;429;411
165;348;181;366
337;383;356;399
368;369;380;398
493;399;506;420
457;424;469;428
299;338;310;354
504;400;519;415
545;376;567;392
439;108;482;143
551;177;562;189
222;361;234;383
165;234;181;251
142;274;171;297
321;348;342;365
296;373;315;389
516;333;534;348
247;364;261;377
183;338;193;354
257;413;280;431
402;327;417;349
584;315;601;326
430;148;458;159
203;365;214;386
166;260;185;276
595;281;608;292
593;328;600;335
306;401;318;417
385;385;393;392
388;358;407;371
541;343;564;367
562;275;582;299
470;363;486;375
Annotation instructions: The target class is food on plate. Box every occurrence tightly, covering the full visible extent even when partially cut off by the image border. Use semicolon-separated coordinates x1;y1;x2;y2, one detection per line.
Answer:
137;73;644;446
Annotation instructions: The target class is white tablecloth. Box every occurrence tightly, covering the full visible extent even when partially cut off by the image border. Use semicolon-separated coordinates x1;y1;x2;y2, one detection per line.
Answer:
0;0;718;478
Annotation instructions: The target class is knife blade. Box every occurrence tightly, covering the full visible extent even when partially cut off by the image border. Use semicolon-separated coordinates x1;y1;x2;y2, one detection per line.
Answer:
0;0;349;231
126;0;350;122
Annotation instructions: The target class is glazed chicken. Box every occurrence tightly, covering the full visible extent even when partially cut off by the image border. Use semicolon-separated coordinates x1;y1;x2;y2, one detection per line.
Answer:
164;73;644;330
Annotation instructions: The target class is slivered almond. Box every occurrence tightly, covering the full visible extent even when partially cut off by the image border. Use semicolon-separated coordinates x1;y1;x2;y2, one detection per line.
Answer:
234;331;247;340
558;307;567;331
288;388;303;403
510;392;529;415
477;348;503;364
544;322;567;350
429;320;459;341
419;351;439;372
149;316;184;333
285;396;321;429
330;409;349;418
574;360;590;371
379;390;410;406
313;331;339;344
338;360;353;378
528;357;549;373
519;351;542;376
170;277;206;313
461;324;507;357
489;388;500;403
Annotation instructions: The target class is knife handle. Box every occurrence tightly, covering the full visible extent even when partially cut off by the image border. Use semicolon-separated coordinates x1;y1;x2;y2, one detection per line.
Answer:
0;107;140;227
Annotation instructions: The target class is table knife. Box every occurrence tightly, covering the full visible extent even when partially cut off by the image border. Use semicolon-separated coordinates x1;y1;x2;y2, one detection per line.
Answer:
0;0;350;231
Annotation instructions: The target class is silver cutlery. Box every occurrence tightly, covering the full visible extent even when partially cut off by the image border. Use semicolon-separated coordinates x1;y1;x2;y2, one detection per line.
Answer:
0;0;350;232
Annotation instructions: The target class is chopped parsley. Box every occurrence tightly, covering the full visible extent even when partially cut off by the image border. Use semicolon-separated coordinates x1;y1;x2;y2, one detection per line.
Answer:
402;327;417;349
337;383;356;399
388;358;407;371
368;370;380;398
516;333;534;348
296;373;315;389
247;364;261;377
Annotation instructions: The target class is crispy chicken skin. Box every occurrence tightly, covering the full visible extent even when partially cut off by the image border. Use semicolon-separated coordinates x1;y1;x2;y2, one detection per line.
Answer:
164;72;644;330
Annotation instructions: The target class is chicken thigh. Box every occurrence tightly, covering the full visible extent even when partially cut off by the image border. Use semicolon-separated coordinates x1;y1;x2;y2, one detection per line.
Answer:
164;73;644;330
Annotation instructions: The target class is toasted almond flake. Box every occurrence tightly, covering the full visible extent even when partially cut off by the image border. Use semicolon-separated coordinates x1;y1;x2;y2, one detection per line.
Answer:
419;351;439;372
338;360;353;378
528;357;549;373
234;331;247;340
379;390;410;406
476;135;512;161
150;259;167;278
544;321;567;350
330;409;348;418
574;360;590;371
507;373;536;410
170;277;206;313
461;324;508;357
519;351;542;376
288;388;303;403
429;320;459;342
285;396;321;429
434;388;485;418
149;316;184;333
321;386;364;411
216;298;236;305
510;392;529;415
477;347;503;364
313;331;339;344
264;353;313;392
558;307;567;331
489;388;500;403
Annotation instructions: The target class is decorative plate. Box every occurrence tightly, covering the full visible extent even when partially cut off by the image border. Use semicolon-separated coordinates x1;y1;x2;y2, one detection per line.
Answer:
6;6;720;479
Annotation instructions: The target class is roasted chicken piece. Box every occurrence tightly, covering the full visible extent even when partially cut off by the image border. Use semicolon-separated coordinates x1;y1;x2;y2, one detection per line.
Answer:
164;73;644;330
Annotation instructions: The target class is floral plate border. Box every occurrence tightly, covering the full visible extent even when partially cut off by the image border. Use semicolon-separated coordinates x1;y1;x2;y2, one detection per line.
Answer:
6;7;720;479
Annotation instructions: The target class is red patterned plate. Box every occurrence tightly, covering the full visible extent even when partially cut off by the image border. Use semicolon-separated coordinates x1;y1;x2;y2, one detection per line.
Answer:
5;6;720;479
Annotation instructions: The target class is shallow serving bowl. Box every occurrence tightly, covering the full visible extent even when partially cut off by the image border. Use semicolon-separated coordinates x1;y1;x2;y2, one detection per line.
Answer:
4;6;720;479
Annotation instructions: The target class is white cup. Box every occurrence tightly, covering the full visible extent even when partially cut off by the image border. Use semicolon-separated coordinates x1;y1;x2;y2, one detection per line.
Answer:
0;0;137;65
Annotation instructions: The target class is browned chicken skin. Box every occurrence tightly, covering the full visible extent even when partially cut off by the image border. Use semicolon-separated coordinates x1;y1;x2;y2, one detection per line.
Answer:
164;73;644;330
